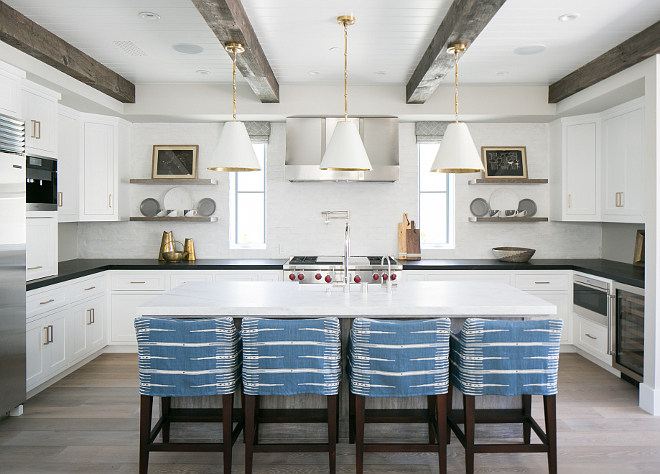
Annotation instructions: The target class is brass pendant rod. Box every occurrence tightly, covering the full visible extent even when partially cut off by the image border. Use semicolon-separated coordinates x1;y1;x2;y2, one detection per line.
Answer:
232;47;237;122
344;21;348;122
454;48;459;123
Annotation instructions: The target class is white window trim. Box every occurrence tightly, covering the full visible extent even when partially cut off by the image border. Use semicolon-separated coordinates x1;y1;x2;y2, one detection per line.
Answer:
229;144;267;250
418;144;455;250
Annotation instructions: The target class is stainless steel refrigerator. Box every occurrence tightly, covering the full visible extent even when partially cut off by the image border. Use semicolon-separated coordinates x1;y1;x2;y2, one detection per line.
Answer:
0;114;26;417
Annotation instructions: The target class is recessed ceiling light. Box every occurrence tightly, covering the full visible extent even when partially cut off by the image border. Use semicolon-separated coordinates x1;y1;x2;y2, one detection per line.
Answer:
139;12;160;21
308;71;321;76
196;70;211;75
172;43;204;54
495;71;509;76
513;44;546;55
374;71;386;76
558;13;580;22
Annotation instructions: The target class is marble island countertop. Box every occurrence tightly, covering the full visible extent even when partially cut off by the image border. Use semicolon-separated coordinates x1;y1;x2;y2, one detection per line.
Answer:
136;281;557;318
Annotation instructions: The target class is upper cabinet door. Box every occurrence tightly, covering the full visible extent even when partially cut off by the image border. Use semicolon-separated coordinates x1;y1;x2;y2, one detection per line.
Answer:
23;90;57;157
83;121;115;216
0;69;21;118
565;122;598;217
601;105;644;222
57;110;81;221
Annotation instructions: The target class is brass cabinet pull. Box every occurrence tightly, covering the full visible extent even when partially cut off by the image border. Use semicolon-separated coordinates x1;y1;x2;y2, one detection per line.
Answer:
35;121;41;139
86;309;92;326
47;325;53;343
40;299;54;305
30;120;35;139
535;281;551;284
43;327;49;345
585;333;597;340
109;194;112;208
620;192;624;207
91;308;95;324
130;281;146;284
28;266;43;271
84;286;96;291
567;194;571;208
58;192;63;207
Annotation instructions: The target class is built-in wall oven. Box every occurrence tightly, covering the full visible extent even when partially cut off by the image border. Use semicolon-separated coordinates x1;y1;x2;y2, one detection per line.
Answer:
612;281;644;384
26;156;57;211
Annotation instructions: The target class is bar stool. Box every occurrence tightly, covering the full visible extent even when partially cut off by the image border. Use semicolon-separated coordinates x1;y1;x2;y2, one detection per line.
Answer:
348;318;451;474
448;318;563;474
134;317;243;474
241;317;342;474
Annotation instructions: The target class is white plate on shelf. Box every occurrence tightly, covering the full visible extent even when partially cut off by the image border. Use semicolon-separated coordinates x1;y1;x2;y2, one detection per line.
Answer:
489;189;519;215
163;187;193;212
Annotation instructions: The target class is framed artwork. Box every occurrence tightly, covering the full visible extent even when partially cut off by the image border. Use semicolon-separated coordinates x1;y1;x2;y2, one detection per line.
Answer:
481;146;528;179
633;230;645;267
151;145;198;179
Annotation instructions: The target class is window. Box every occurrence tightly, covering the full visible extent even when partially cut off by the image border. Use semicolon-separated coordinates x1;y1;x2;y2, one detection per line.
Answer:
418;143;455;249
229;143;266;249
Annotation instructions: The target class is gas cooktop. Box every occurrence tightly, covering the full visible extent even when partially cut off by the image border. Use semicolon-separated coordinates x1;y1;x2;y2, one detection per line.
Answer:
287;256;397;266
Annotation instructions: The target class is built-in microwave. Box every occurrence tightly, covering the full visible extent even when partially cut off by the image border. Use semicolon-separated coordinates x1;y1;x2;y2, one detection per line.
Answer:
26;156;57;211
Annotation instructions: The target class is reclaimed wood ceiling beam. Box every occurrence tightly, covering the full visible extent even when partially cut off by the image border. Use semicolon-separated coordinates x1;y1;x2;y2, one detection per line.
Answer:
191;0;279;103
406;0;507;104
0;1;135;103
549;20;660;103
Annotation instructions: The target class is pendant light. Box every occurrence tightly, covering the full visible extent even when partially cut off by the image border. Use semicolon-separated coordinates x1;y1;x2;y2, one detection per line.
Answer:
207;43;261;172
320;16;372;171
430;43;484;173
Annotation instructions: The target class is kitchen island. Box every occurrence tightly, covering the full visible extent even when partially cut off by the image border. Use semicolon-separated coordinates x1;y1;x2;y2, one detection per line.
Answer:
136;280;557;442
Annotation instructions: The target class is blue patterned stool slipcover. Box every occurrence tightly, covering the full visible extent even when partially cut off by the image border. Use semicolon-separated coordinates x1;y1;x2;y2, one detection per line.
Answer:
348;318;451;474
134;317;242;474
448;318;563;474
240;317;342;474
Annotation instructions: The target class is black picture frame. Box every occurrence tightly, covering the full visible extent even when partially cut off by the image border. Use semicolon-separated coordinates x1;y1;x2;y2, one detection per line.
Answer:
481;147;528;179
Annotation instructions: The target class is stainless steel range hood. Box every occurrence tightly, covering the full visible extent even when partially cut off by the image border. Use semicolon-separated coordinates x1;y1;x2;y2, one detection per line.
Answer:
285;116;399;182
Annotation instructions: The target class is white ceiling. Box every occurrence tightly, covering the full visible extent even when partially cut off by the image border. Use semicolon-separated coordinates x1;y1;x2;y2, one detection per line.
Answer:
5;0;660;88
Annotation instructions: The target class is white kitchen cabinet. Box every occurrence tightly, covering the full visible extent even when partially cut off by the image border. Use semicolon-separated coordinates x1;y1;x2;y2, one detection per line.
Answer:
81;115;130;222
26;214;58;281
527;292;571;344
403;270;512;285
22;81;60;158
111;293;163;344
0;60;24;118
171;272;214;288
214;270;283;282
26;308;68;391
549;116;600;222
69;295;106;363
573;313;611;365
56;106;82;222
601;101;644;223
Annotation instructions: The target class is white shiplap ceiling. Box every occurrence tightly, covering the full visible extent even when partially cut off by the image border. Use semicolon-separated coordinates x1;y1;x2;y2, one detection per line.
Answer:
4;0;660;87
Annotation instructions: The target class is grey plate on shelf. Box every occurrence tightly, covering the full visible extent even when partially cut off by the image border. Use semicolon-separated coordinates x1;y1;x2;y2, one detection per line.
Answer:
470;198;489;217
518;198;537;217
139;198;160;217
197;198;216;217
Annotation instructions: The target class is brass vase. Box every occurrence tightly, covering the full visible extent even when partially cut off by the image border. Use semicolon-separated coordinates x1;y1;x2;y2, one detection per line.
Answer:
158;231;174;261
183;238;196;261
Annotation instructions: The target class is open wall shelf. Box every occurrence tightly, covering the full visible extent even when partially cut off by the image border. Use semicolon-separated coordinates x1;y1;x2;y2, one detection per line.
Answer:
130;216;218;222
468;217;548;223
468;178;548;185
130;179;218;185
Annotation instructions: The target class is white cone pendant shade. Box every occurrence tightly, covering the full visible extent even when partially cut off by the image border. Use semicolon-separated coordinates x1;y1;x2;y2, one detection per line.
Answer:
320;121;372;171
207;121;261;172
430;122;484;173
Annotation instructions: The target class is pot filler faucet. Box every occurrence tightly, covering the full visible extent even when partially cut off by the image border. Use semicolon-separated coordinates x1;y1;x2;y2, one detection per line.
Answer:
343;223;351;292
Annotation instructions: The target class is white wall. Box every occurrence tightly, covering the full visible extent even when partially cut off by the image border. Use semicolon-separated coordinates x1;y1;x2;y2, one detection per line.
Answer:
76;122;602;260
602;223;645;264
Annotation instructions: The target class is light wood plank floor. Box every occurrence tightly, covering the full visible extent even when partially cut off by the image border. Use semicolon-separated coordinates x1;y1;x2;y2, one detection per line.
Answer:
0;353;658;473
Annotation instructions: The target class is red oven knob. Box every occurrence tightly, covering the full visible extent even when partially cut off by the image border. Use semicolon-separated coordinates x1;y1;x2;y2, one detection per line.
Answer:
382;274;389;281
391;273;397;281
315;273;322;280
354;275;361;283
373;273;380;281
325;275;332;283
298;273;304;281
289;273;296;281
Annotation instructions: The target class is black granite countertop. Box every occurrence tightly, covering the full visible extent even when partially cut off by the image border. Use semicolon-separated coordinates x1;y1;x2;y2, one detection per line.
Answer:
402;259;644;288
27;258;644;292
26;259;288;291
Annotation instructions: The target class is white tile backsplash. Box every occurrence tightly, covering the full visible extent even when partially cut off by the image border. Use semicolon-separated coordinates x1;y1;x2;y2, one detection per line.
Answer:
76;122;602;260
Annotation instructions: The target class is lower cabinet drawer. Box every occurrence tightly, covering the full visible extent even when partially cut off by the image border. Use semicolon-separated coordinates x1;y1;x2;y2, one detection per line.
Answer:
574;314;611;363
111;273;166;291
515;273;569;291
70;275;106;301
27;288;67;319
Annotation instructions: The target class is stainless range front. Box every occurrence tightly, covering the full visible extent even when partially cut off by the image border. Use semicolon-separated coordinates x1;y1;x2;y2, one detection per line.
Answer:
283;256;402;284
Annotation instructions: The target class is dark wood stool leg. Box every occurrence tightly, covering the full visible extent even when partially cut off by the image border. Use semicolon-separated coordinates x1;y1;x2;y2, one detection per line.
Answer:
349;391;356;444
436;394;447;474
427;395;436;444
463;395;476;474
544;395;558;474
253;395;260;444
222;393;234;474
160;396;171;443
355;394;366;474
327;394;337;474
139;395;153;474
522;394;532;445
336;394;340;444
244;395;256;474
446;384;453;444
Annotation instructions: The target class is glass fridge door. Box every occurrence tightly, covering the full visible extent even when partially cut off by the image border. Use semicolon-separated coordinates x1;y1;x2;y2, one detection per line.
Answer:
616;289;644;378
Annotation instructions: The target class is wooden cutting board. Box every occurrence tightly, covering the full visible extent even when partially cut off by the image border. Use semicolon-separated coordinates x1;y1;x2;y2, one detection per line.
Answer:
406;220;421;260
398;213;411;260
